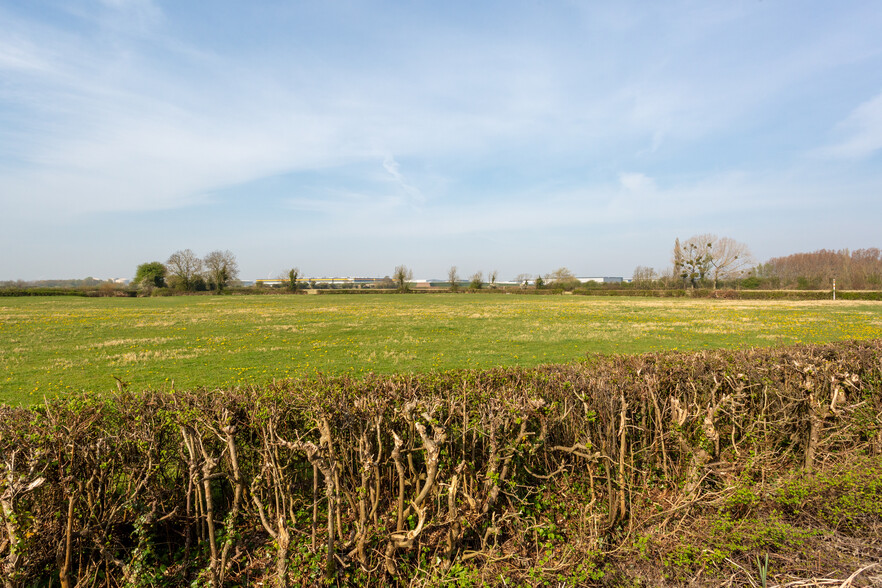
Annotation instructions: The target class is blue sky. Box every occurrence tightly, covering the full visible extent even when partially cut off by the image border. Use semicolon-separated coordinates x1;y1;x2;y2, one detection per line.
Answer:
1;1;881;281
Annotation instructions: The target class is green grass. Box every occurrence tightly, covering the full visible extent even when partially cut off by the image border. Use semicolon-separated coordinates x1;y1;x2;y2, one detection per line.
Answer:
2;293;881;405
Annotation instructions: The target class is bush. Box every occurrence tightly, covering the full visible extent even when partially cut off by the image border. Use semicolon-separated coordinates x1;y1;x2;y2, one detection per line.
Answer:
740;276;761;289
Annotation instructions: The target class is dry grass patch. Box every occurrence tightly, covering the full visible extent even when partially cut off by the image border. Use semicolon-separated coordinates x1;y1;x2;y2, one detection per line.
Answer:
78;336;177;350
108;349;204;365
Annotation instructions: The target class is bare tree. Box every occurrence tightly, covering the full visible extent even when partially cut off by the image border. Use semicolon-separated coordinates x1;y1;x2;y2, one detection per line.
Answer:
394;265;413;292
657;267;679;289
631;266;656;289
204;250;239;292
489;270;499;288
447;266;460;292
545;267;575;282
709;237;754;289
166;249;204;291
674;235;714;289
514;273;532;288
545;267;580;290
673;235;754;289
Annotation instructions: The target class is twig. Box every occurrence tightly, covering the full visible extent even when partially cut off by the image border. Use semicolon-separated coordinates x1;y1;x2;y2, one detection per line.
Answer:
724;557;760;588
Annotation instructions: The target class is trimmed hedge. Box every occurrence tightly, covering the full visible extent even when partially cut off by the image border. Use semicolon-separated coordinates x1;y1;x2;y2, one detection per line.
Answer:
0;288;137;297
576;288;882;300
1;341;881;586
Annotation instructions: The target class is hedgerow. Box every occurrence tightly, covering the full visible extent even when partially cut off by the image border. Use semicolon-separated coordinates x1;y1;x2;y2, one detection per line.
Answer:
1;341;880;586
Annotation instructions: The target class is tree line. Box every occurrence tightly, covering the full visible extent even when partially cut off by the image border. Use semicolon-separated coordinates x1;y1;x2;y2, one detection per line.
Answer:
132;240;882;297
135;249;239;293
756;248;882;290
633;236;882;291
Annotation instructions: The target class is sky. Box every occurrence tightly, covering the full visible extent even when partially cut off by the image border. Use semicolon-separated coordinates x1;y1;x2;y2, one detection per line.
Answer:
1;1;881;282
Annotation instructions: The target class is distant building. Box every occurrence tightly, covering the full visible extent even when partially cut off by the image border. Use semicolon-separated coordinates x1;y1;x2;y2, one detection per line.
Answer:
576;276;624;284
254;277;394;289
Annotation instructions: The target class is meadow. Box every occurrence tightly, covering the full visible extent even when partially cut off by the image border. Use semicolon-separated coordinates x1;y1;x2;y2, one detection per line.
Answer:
2;292;881;405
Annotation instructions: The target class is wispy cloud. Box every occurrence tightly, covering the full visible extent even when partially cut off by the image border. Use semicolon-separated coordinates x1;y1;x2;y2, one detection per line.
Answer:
382;155;425;206
815;91;882;159
0;35;52;73
618;172;656;193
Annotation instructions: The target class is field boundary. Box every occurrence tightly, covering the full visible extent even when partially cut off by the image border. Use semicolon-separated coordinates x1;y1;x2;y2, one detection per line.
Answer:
2;340;880;585
4;286;882;300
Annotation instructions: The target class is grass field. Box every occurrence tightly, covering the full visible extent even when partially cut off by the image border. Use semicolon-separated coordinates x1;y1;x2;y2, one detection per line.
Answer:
2;293;881;405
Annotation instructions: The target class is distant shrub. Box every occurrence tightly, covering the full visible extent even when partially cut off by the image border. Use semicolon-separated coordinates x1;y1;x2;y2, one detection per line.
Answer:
740;276;761;289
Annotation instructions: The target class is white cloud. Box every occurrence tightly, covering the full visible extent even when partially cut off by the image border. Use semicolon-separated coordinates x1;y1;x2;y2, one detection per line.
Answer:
815;91;882;159
382;155;425;206
619;172;656;193
95;0;163;34
0;36;52;72
274;168;829;245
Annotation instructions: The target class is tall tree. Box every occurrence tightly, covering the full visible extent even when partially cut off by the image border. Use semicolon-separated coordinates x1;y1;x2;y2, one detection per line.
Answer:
394;265;413;292
285;267;300;292
204;250;239;292
675;235;714;289
708;237;754;289
672;235;754;289
166;249;203;291
673;238;684;286
447;266;460;292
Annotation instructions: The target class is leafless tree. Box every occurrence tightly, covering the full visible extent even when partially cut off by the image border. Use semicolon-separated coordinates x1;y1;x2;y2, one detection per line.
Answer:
166;249;204;291
631;266;657;288
545;267;581;290
514;273;532;288
204;250;239;292
545;267;575;282
447;266;460;292
674;235;714;289
762;248;882;289
709;237;754;289
394;265;413;292
672;235;754;289
657;267;679;289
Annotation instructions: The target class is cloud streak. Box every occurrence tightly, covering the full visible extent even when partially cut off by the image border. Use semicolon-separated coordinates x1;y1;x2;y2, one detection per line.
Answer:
815;91;882;160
